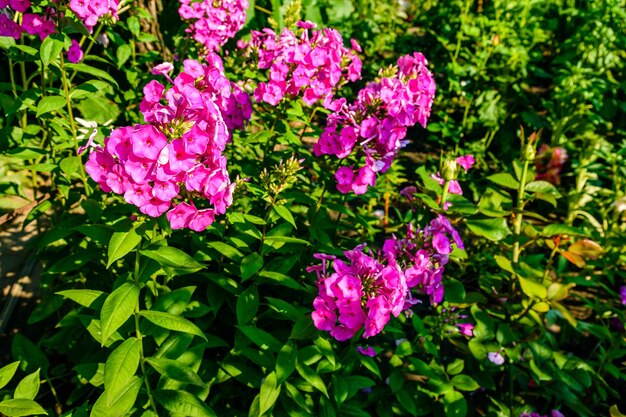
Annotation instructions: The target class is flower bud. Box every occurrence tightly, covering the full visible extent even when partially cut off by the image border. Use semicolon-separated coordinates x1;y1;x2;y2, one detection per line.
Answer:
441;159;458;181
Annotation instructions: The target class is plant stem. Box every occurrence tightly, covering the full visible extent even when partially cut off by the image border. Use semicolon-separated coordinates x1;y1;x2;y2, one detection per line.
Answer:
440;180;450;210
59;53;91;196
512;158;530;272
133;249;158;415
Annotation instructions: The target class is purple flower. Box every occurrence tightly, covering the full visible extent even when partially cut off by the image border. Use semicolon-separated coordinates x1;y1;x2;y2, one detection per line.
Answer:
620;286;626;305
357;346;376;357
456;155;475;172
457;323;474;337
487;351;505;365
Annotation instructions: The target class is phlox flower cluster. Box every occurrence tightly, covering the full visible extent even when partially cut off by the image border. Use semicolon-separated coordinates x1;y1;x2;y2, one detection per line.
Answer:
0;0;55;40
86;58;250;231
239;21;362;109
308;215;463;341
141;53;252;132
313;52;435;195
178;0;247;52
69;0;119;31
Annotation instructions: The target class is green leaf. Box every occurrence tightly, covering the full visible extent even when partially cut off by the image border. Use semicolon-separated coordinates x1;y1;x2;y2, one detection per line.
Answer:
238;325;282;352
104;338;140;400
451;375;480;391
446;359;464;376
541;224;587;237
11;335;49;374
139;310;207;341
40;36;64;67
276;341;297;384
443;390;467;417
100;282;140;346
295;360;328;397
273;205;297;228
518;277;547;299
75;95;120;125
116;44;131;68
525;180;561;197
56;289;105;309
36;96;66;117
145;357;206;387
90;375;141;417
240;253;263;280
140;246;205;274
396;389;417;415
65;62;119;87
466;218;511;241
259;372;281;416
14;369;40;400
0;398;47;416
486;173;519;190
59;156;80;176
107;227;142;268
206;241;244;261
153;389;217;417
0;362;20;390
494;255;514;274
236;285;259;324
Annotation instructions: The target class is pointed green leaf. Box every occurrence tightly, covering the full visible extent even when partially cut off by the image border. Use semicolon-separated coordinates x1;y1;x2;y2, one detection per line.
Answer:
56;289;105;309
153;389;217;417
140;246;205;274
14;369;40;400
236;285;259;324
466;218;511;241
519;277;547;299
36;96;66;117
486;173;519;190
240;253;263;281
139;310;207;341
0;362;20;390
295;360;328;397
0;399;47;416
40;36;64;67
146;357;205;387
276;341;297;384
104;338;140;401
451;375;480;391
100;282;140;346
273;205;296;228
65;62;119;87
107;227;141;268
90;375;141;417
259;372;281;416
237;326;282;352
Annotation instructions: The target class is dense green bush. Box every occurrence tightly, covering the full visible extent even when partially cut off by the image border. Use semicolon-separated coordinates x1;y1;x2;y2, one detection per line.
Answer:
0;1;625;416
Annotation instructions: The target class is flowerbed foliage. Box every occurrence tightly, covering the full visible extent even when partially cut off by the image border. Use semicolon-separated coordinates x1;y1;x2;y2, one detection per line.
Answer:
0;0;625;417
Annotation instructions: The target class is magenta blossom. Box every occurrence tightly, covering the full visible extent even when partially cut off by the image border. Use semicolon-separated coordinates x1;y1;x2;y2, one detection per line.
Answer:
356;346;376;357
86;59;247;231
67;39;84;63
309;215;463;340
457;323;474;337
314;52;435;194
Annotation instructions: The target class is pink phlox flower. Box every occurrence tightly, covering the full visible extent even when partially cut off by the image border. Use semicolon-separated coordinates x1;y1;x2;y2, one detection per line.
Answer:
356;346;376;357
456;154;475;171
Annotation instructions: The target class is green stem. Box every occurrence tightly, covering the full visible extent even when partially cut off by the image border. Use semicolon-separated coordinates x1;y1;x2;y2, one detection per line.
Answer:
59;53;91;196
133;250;158;415
512;158;530;272
440;180;450;210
